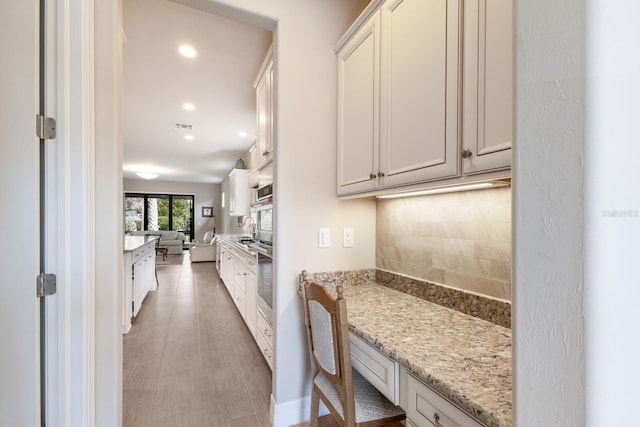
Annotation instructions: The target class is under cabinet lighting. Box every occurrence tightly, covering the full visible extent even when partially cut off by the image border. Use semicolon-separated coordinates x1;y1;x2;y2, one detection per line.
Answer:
136;172;159;180
375;181;509;199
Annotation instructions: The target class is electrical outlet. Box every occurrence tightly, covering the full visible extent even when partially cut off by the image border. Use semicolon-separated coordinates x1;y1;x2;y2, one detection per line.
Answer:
343;228;354;248
318;228;330;248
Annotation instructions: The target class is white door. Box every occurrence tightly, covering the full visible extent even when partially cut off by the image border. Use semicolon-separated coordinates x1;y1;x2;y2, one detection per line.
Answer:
0;0;42;425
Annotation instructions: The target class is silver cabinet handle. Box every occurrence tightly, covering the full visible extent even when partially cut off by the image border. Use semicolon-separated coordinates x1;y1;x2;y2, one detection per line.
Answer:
461;149;473;158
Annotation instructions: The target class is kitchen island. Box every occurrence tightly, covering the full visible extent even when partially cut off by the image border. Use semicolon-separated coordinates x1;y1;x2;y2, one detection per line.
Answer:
123;235;157;333
302;271;511;427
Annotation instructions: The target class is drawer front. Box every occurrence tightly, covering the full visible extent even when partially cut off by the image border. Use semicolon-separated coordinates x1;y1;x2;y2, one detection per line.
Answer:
406;374;483;427
257;310;273;343
234;266;247;293
255;326;273;370
349;332;399;405
233;284;246;315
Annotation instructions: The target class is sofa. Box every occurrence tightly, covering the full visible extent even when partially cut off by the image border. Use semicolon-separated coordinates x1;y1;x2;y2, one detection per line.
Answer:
129;230;185;255
189;232;216;262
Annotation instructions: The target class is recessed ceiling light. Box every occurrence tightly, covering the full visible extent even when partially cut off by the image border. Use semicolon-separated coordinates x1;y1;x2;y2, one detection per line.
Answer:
184;134;194;141
178;45;197;58
183;103;195;111
136;172;159;180
238;131;248;137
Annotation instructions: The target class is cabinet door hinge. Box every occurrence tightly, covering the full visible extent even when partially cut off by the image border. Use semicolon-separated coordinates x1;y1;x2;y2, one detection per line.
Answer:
36;114;56;140
36;273;57;297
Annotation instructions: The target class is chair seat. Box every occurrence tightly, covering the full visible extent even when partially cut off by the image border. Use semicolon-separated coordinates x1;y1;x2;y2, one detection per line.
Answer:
314;368;405;424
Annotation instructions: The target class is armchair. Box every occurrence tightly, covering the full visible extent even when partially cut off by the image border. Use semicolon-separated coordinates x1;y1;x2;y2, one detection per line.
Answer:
189;233;216;262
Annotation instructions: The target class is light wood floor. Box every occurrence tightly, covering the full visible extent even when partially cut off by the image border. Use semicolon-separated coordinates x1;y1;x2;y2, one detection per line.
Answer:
123;255;272;427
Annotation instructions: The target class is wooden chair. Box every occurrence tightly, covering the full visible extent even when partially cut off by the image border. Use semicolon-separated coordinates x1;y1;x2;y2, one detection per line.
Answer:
301;271;405;427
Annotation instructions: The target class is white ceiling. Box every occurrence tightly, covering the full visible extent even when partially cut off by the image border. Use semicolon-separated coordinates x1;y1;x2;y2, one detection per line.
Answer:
122;0;272;184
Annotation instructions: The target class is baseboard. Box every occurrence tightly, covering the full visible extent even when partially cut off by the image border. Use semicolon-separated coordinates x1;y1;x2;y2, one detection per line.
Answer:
270;394;329;427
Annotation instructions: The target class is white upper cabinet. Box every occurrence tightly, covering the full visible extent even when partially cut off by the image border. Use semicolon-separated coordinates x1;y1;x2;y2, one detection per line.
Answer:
462;0;513;175
228;169;249;216
379;0;460;187
337;10;380;195
254;46;274;169
336;0;512;197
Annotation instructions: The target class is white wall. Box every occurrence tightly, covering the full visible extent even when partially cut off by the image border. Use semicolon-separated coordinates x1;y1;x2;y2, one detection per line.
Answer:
584;1;640;424
123;178;220;240
95;0;124;425
513;0;586;424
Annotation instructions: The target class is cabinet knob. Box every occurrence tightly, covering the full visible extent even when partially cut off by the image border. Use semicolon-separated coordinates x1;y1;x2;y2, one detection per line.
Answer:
369;173;376;180
263;151;269;156
461;149;473;158
377;171;385;178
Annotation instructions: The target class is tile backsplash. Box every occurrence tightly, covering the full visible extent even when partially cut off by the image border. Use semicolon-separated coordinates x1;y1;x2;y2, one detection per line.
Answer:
376;187;511;300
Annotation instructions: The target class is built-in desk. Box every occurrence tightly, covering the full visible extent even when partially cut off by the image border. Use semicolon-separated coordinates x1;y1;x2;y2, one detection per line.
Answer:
123;236;157;333
304;278;511;427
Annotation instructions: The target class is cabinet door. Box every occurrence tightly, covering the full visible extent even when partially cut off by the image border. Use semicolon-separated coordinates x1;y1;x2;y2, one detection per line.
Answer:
462;0;512;174
379;0;460;187
255;53;273;168
245;270;257;338
336;10;380;195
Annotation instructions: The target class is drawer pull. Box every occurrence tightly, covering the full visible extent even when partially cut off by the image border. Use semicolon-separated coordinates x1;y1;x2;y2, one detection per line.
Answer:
434;412;443;427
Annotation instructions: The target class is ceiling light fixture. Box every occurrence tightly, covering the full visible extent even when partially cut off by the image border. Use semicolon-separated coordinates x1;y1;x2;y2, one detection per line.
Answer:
136;172;159;180
182;103;195;111
238;131;248;137
375;181;509;199
178;45;197;58
184;134;194;141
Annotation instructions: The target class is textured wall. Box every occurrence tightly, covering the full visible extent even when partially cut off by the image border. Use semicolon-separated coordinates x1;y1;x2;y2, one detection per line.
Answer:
376;187;511;300
513;0;585;424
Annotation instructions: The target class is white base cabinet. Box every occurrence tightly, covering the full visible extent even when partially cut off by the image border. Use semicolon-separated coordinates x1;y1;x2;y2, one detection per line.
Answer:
123;238;156;334
218;238;270;368
347;332;486;427
256;307;273;369
401;366;484;427
349;332;399;405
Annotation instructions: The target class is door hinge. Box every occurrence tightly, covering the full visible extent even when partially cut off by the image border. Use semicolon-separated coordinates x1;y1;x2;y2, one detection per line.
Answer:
36;273;57;297
36;114;56;140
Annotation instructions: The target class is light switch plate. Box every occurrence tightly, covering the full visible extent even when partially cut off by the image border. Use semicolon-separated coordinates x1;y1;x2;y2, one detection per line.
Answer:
343;228;354;248
318;228;330;248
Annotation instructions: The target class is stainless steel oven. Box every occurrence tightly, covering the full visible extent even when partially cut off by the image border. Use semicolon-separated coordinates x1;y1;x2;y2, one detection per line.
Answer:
255;202;273;246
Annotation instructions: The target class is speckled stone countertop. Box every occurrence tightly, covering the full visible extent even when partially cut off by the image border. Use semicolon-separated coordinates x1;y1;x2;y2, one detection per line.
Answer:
124;235;156;252
304;275;512;427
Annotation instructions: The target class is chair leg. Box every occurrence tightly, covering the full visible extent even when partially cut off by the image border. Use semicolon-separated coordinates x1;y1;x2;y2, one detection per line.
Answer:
309;389;320;427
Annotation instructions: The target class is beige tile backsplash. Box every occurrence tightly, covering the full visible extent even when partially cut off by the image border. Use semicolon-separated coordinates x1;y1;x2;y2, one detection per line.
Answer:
376;187;512;300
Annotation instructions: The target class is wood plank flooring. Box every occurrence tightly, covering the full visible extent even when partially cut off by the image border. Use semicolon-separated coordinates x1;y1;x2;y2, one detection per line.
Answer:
123;255;272;427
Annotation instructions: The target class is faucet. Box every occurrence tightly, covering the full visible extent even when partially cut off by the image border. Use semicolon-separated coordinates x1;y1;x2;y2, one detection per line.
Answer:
242;216;256;240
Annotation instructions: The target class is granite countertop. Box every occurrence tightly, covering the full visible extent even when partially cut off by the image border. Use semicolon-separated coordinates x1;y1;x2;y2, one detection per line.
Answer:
320;281;511;427
124;235;157;252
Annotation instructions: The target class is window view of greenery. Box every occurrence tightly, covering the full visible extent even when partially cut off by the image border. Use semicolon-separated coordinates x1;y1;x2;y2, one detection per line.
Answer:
124;194;194;242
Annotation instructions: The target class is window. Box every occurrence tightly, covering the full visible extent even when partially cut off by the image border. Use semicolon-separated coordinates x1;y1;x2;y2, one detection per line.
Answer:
124;193;195;243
